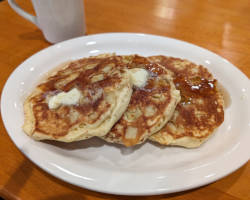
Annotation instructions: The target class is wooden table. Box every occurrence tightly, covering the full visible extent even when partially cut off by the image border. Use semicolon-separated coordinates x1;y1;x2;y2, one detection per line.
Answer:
0;0;249;199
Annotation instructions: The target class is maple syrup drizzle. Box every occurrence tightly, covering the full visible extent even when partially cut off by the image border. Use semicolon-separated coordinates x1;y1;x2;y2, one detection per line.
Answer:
174;75;217;105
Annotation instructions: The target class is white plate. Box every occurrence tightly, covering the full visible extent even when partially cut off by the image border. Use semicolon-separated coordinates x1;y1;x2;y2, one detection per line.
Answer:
1;33;250;196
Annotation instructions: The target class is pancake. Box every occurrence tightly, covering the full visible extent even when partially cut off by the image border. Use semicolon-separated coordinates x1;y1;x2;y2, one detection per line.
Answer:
23;56;133;142
148;56;224;148
102;55;181;146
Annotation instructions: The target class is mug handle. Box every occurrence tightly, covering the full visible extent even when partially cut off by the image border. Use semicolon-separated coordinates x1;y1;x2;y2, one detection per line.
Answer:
8;0;39;27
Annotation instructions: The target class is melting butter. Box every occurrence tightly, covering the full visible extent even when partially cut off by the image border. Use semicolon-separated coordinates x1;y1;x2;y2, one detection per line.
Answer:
129;68;149;87
48;88;81;109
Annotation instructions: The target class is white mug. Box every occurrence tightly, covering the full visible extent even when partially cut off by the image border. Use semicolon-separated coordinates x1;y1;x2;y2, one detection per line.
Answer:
8;0;86;43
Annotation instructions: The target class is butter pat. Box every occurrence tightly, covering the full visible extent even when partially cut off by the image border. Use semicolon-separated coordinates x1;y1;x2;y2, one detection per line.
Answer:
129;68;149;87
48;88;81;109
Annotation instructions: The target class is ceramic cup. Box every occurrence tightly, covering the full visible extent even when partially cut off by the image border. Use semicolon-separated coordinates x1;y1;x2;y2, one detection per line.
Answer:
8;0;86;43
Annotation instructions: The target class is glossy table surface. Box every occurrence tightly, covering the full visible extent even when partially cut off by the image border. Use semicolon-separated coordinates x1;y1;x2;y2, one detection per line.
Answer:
0;0;250;199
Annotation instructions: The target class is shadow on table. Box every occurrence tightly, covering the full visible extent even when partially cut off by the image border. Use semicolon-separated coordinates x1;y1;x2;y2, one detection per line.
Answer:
18;30;46;41
0;159;33;200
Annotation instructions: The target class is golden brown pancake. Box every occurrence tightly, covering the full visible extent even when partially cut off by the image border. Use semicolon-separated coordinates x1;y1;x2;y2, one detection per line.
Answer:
23;56;133;142
102;55;180;146
149;56;224;148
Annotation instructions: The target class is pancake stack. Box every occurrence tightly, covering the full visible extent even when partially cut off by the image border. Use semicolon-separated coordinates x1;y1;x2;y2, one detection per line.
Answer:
23;54;224;148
